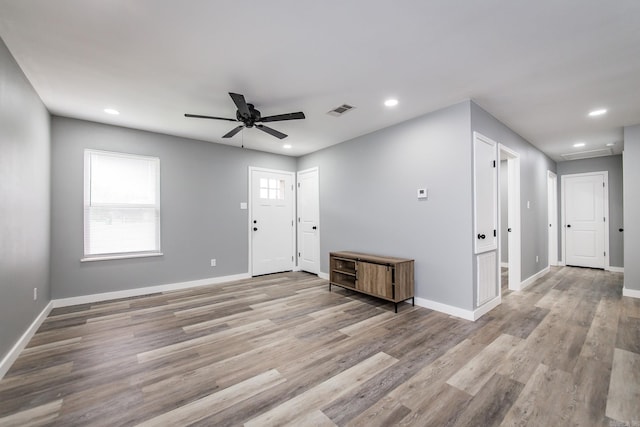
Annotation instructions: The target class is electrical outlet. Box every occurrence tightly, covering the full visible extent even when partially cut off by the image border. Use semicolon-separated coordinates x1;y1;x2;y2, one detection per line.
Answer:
211;259;216;267
33;288;37;301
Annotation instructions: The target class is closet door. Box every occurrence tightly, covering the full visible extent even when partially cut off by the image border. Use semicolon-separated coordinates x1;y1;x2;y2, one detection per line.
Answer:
473;133;498;254
473;132;498;306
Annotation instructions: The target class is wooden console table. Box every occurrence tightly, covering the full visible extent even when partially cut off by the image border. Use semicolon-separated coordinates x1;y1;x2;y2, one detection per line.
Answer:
329;251;415;313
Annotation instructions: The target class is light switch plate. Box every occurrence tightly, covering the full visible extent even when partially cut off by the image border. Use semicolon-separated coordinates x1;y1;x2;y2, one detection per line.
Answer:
240;202;247;210
417;188;428;200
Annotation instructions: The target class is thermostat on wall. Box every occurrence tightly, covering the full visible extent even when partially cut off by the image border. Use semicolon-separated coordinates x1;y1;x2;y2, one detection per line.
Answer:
417;188;428;200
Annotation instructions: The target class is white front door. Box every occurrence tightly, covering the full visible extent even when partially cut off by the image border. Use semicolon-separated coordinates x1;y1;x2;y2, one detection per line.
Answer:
297;167;320;274
250;168;295;276
563;172;606;269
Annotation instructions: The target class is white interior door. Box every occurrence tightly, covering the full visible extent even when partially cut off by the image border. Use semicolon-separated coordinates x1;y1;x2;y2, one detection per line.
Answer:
297;167;320;274
474;132;498;306
548;171;558;266
250;168;295;276
563;172;606;269
474;133;498;254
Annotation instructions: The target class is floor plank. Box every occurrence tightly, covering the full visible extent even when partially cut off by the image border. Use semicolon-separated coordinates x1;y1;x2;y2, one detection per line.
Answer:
606;348;640;424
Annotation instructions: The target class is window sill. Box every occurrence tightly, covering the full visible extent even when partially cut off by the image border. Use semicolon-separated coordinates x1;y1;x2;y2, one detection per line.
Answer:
81;252;164;262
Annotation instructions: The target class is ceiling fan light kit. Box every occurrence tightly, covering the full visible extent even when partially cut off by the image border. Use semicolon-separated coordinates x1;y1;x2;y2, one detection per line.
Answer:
185;92;305;140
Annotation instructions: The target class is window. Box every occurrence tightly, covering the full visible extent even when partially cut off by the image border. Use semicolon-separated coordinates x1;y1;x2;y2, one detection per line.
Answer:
83;150;161;261
259;177;285;200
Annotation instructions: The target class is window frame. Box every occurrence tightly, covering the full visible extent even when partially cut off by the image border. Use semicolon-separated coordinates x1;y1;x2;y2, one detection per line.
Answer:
82;149;162;262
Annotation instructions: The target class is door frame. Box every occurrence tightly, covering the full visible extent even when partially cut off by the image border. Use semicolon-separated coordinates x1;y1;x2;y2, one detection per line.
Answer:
248;166;296;276
497;144;521;292
547;171;558;266
296;167;320;274
560;171;609;269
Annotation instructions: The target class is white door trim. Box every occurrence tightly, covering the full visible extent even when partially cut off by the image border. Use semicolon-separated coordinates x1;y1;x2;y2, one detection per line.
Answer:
560;171;609;269
497;144;521;292
547;171;558;266
248;166;296;276
296;167;320;274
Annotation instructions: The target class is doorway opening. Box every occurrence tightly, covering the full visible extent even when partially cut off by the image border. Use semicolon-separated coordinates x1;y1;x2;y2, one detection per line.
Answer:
498;144;521;292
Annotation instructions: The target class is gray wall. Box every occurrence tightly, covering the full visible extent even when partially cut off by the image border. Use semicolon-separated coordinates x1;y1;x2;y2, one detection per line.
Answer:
0;38;51;362
50;117;296;299
298;101;475;311
624;125;640;290
470;101;557;282
556;155;624;268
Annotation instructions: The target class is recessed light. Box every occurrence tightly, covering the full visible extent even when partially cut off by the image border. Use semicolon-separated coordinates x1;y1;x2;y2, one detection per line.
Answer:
588;109;607;117
384;99;398;107
573;142;586;148
283;144;292;149
104;108;120;115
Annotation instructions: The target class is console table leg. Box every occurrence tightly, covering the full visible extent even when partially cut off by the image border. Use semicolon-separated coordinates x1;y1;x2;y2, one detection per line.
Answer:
329;283;332;292
394;302;398;313
412;297;415;306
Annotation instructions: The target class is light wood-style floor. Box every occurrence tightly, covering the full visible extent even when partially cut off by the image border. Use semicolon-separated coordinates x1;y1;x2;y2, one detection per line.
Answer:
0;267;638;426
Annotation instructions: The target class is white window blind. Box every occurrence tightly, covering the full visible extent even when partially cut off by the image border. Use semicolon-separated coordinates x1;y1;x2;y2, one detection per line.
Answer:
83;150;161;260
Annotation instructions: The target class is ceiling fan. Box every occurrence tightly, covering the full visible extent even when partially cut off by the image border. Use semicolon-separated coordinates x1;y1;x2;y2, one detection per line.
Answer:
185;92;305;140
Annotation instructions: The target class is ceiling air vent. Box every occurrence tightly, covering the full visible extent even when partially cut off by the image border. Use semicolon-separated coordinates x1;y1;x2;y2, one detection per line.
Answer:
560;148;613;161
327;104;355;117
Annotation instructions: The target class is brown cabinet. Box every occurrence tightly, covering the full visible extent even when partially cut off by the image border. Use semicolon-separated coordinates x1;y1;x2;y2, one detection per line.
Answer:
329;251;414;312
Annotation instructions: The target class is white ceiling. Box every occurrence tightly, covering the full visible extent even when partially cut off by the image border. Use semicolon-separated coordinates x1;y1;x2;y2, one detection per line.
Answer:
0;1;638;160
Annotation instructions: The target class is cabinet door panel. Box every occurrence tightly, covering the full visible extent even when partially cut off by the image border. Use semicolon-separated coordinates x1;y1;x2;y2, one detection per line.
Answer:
358;262;392;298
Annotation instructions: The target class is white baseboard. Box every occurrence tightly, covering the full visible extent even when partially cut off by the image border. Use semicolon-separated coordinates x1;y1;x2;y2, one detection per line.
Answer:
518;266;550;291
53;273;252;308
473;296;501;320
318;272;329;280
557;261;566;266
0;301;53;380
623;287;640;299
414;297;475;321
607;266;624;273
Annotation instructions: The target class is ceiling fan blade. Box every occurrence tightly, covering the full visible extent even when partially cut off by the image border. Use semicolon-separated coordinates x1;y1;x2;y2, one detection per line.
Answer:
185;113;237;122
259;112;306;122
222;125;244;138
256;124;287;139
229;92;251;118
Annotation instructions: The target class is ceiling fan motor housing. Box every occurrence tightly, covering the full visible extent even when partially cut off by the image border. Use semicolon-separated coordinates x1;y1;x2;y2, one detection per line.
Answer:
236;103;261;127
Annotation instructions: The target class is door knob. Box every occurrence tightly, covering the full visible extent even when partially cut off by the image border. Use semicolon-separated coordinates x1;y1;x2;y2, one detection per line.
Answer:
477;234;486;239
619;228;624;232
253;220;257;224
312;226;317;230
253;227;258;231
567;224;571;228
507;228;512;232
